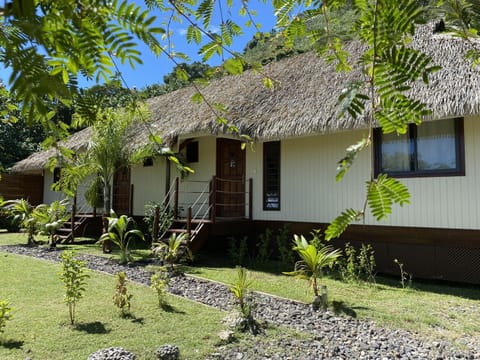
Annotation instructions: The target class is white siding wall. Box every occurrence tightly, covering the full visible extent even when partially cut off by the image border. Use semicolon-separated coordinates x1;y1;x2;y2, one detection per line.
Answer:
249;116;480;230
176;137;216;218
130;157;167;216
43;170;93;212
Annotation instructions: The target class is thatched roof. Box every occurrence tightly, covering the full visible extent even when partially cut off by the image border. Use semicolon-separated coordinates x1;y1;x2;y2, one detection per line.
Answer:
12;22;480;173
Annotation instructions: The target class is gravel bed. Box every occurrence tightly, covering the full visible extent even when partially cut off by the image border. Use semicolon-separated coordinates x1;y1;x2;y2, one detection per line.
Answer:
1;245;479;360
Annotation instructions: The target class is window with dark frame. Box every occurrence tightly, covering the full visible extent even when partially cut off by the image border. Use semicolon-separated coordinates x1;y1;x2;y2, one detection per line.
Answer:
53;167;61;183
374;118;465;177
263;141;281;210
143;157;154;167
186;141;199;163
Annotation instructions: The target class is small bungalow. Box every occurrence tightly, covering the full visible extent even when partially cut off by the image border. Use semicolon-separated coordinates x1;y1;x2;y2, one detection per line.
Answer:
8;23;480;283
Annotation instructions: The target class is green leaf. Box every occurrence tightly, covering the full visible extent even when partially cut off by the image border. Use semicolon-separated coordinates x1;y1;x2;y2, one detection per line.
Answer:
325;208;363;240
223;58;244;75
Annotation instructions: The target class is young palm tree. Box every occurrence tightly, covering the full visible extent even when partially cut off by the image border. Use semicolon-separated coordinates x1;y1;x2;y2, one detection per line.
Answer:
285;235;342;306
3;199;38;245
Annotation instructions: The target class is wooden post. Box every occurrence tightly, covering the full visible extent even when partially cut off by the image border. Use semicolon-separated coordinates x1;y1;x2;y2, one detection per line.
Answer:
174;177;179;219
249;178;253;221
153;206;160;241
93;206;97;218
186;206;192;239
129;184;134;217
210;176;216;223
71;194;77;243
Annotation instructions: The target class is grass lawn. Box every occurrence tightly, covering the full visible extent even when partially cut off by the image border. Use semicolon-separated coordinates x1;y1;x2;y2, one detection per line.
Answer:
176;256;480;346
0;251;225;360
1;231;480;351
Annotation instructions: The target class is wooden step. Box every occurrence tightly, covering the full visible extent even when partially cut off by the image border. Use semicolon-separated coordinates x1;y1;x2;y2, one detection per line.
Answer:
173;219;213;224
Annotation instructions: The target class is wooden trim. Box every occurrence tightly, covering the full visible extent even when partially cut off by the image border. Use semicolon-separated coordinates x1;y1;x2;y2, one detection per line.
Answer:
129;184;134;217
248;178;253;221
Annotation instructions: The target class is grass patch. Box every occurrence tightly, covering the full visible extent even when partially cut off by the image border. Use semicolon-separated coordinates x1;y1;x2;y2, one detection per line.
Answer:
0;252;225;359
175;256;480;345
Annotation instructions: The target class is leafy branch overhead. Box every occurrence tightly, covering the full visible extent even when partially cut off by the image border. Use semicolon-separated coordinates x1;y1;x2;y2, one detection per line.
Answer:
276;0;439;240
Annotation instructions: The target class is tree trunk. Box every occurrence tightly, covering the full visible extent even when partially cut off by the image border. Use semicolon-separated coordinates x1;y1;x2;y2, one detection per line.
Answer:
102;181;112;253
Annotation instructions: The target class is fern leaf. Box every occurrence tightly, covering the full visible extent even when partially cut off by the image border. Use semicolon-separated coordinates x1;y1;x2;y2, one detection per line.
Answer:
325;208;363;240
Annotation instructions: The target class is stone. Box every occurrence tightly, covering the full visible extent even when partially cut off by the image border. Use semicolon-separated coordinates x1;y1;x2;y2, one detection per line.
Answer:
155;344;180;360
87;347;136;360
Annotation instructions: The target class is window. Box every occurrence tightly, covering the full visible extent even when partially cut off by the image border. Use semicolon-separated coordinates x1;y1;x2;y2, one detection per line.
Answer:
374;118;465;177
143;157;153;167
53;167;61;183
263;141;281;210
186;141;199;163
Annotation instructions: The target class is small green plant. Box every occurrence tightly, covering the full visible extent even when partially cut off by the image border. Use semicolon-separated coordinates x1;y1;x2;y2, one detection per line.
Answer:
152;232;192;272
309;229;324;251
394;259;413;289
99;210;145;264
276;224;294;266
284;234;341;309
150;268;170;309
59;250;89;325
0;300;14;335
113;271;132;316
3;198;38;245
359;243;376;284
339;243;376;284
255;227;273;264
228;236;249;266
229;266;259;334
35;200;70;248
143;201;174;241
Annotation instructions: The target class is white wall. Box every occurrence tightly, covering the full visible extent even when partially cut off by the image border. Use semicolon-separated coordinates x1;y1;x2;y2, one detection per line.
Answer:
248;116;480;230
43;170;93;212
130;157;167;216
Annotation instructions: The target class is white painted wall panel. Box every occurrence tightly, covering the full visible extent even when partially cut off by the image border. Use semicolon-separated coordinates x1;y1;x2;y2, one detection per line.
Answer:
250;116;480;230
130;157;166;216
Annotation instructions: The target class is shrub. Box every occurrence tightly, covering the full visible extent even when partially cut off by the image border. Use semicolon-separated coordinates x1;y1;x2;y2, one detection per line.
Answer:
99;211;145;264
255;227;273;264
276;224;294;266
151;268;170;309
143;201;174;242
339;242;376;284
59;250;89;325
228;236;249;266
152;232;192;272
0;300;13;335
113;271;132;316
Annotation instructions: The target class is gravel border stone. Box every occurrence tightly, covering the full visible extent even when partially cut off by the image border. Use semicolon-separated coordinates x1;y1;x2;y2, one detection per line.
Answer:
1;245;479;360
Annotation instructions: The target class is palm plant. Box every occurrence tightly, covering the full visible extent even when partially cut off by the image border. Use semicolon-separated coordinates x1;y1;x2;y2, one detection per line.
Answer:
99;210;144;264
152;232;192;272
34;200;70;248
284;235;341;307
3;199;38;245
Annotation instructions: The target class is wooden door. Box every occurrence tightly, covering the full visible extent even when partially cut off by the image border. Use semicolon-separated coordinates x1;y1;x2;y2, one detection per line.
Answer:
112;167;131;215
216;139;245;217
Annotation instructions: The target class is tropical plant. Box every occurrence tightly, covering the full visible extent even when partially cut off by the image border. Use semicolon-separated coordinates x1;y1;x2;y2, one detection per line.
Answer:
113;271;132;317
228;236;250;266
3;199;38;245
34;199;70;248
229;266;259;334
143;201;174;242
276;224;295;266
150;268;170;309
256;227;273;264
152;232;192;272
58;250;89;325
99;211;144;264
284;235;342;308
339;242;377;284
0;300;13;335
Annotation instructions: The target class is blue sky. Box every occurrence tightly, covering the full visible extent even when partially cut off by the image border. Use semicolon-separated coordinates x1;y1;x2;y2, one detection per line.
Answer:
113;1;278;89
0;1;278;91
